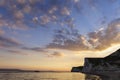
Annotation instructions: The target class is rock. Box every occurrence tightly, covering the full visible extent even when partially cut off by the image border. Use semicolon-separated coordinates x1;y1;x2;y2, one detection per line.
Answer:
71;66;83;72
71;49;120;75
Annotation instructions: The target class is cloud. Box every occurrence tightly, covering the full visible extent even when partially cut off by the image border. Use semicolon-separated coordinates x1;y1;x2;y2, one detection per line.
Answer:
74;0;79;3
40;15;50;25
0;0;119;53
48;6;58;14
7;49;27;55
17;0;26;4
0;29;4;35
0;35;22;48
0;17;28;30
47;27;90;50
14;11;24;20
88;0;97;9
0;19;8;27
0;0;5;6
47;18;120;51
61;7;71;16
22;47;48;53
23;5;31;13
51;51;65;57
92;18;120;50
21;46;65;57
0;0;83;30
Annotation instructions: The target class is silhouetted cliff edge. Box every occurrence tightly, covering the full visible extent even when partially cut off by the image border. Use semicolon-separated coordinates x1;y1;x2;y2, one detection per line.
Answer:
71;49;120;75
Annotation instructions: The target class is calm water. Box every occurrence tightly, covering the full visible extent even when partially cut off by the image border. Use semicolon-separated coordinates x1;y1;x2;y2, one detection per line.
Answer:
0;72;119;80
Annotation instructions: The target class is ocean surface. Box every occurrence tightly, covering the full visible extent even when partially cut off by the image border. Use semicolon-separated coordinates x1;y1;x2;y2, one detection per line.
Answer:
0;72;119;80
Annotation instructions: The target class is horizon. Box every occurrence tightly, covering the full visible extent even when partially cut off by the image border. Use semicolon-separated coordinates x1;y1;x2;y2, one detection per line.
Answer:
0;0;120;71
0;68;69;72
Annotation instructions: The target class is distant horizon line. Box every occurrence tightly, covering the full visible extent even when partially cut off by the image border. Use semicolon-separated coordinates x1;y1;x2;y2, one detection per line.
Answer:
0;68;70;72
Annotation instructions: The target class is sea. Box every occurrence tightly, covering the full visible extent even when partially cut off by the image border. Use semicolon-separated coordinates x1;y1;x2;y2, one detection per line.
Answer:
0;72;119;80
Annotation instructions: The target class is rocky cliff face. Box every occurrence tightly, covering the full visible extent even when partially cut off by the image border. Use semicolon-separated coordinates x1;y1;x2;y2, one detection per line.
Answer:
82;58;94;73
71;66;83;72
82;58;120;73
71;49;120;74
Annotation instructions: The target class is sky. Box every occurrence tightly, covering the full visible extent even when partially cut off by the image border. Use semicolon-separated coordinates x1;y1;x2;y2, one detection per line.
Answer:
0;0;120;71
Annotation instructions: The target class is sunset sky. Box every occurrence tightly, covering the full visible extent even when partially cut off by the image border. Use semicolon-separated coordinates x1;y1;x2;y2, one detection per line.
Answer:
0;0;120;71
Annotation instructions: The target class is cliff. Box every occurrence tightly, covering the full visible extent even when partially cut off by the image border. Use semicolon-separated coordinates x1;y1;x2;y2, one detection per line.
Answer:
71;66;83;72
71;49;120;74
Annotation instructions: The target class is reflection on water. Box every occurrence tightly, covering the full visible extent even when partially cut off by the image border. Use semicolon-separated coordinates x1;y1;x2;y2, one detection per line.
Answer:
85;73;120;80
85;74;102;80
0;72;85;80
0;72;120;80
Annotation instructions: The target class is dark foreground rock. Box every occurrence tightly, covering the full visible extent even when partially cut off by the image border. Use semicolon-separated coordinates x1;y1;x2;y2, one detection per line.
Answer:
71;49;120;75
71;66;83;72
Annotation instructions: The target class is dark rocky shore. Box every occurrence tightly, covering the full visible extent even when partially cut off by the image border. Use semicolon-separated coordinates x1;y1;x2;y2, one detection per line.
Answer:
71;49;120;76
